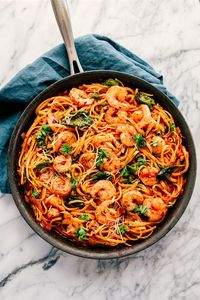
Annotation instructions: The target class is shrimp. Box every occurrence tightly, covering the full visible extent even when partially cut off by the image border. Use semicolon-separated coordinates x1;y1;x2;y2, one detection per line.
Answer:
79;152;96;170
93;134;114;147
132;104;153;128
95;200;119;225
54;131;77;152
147;136;166;155
121;190;143;212
53;155;72;173
69;88;94;107
90;180;116;201
100;148;121;173
104;107;127;124
106;86;129;111
125;214;142;224
39;168;54;184
47;207;60;219
116;125;136;147
47;112;65;132
139;166;158;186
46;195;64;211
51;176;72;197
143;197;166;222
62;212;82;236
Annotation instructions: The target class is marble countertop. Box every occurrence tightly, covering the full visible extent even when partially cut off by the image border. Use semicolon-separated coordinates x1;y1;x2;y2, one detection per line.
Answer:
0;0;200;299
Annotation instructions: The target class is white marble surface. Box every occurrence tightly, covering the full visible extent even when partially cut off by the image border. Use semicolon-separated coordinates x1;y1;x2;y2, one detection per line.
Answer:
0;0;200;299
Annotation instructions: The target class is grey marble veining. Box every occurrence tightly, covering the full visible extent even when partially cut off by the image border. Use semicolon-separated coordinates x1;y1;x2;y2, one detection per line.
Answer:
0;0;200;299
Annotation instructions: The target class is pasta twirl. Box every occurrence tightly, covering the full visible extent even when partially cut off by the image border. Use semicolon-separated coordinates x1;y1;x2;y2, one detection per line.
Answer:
18;79;189;247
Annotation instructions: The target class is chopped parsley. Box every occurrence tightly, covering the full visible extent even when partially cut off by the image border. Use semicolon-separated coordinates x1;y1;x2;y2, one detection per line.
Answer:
133;134;146;149
133;205;148;216
168;202;175;207
80;214;89;221
137;157;146;166
76;227;88;241
120;157;146;178
36;125;52;148
119;224;127;235
61;143;72;155
170;122;175;132
31;190;39;198
96;149;109;166
121;165;137;178
71;177;78;190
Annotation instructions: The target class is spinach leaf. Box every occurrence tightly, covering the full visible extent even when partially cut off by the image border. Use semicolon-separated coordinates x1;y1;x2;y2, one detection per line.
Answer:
35;160;51;171
124;176;137;184
157;165;179;180
61;110;93;127
136;92;155;109
103;78;119;87
36;125;52;148
133;205;148;216
64;195;85;208
90;171;112;182
96;149;109;166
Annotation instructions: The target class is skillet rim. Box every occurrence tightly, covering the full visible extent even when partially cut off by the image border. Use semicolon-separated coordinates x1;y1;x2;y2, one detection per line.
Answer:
8;70;197;259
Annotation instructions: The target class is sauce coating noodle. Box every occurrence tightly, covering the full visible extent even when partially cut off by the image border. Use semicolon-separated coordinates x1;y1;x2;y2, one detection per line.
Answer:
18;79;189;246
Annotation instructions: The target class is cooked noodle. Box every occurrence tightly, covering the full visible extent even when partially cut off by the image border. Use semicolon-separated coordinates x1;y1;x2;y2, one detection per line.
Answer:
18;79;189;247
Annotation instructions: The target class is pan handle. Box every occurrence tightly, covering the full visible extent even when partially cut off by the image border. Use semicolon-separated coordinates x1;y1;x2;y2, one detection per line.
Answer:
51;0;83;75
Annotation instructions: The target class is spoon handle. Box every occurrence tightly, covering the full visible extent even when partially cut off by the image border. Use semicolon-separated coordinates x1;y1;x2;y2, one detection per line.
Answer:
51;0;83;74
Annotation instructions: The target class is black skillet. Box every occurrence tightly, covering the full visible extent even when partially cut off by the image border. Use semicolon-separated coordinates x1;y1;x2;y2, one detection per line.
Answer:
8;0;196;259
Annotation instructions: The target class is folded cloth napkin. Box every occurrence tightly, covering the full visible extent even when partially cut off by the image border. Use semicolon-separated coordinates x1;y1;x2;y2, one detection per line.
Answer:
0;34;179;193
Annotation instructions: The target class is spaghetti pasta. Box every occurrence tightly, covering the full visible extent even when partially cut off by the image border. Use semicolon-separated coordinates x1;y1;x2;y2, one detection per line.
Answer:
18;79;189;247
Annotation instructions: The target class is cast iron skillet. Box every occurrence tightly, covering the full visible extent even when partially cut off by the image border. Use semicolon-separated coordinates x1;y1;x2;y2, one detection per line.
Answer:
8;0;196;259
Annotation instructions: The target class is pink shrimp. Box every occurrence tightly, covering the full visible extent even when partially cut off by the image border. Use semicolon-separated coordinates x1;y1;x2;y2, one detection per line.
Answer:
104;107;127;124
139;166;159;186
132;104;153;128
53;155;72;173
54;131;77;152
90;180;116;201
69;88;94;107
143;197;167;222
51;176;72;197
116;124;136;147
106;86;129;111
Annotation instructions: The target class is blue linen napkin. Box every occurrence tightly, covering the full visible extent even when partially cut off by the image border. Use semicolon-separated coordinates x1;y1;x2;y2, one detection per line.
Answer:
0;34;179;193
